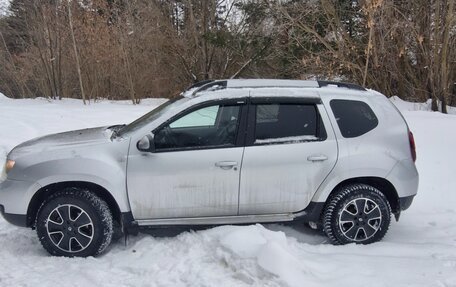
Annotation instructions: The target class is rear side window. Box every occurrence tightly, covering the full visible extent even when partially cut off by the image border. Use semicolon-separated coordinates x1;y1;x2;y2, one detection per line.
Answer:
256;105;280;123
330;100;378;138
254;104;326;144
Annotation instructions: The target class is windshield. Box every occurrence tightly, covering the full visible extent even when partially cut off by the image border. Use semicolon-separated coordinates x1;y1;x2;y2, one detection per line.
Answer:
117;96;188;137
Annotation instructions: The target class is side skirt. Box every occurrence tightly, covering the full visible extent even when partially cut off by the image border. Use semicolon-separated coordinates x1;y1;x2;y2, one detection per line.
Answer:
127;202;326;228
136;213;295;226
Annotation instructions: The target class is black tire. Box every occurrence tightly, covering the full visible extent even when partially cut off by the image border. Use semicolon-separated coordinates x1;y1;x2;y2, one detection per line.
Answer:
323;184;391;245
35;188;113;257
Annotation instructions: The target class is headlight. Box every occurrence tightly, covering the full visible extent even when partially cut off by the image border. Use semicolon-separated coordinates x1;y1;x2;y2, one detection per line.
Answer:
5;160;15;173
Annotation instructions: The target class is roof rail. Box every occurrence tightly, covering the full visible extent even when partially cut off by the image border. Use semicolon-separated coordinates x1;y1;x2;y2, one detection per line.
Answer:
190;80;227;97
184;79;367;97
317;80;366;91
226;79;319;88
186;80;214;90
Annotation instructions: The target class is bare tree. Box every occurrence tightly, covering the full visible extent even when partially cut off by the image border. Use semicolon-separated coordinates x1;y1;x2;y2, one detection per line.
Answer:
67;1;86;104
0;0;453;110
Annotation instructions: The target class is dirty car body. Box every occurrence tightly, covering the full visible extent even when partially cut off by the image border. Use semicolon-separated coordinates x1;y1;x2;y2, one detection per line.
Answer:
0;79;419;256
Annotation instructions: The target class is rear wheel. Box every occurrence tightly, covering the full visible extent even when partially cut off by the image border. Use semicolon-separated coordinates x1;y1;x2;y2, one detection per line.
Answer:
35;188;113;257
323;184;391;245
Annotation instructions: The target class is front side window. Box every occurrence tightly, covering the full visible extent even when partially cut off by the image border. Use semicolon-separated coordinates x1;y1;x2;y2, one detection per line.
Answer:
254;103;325;144
330;99;378;138
169;105;219;128
118;96;187;136
154;104;241;150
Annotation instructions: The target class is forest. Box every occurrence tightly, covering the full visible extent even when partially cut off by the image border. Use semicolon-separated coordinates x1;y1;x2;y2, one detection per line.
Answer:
0;0;454;112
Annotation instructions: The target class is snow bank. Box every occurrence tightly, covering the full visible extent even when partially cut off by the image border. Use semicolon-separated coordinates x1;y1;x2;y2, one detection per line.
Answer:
217;225;313;287
390;95;456;114
0;97;456;286
0;92;9;100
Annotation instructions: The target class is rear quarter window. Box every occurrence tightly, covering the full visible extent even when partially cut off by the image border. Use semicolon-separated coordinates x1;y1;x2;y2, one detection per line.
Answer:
330;99;378;138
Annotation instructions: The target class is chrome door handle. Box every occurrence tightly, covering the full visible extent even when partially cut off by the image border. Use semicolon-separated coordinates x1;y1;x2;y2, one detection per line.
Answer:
215;161;238;170
307;155;328;162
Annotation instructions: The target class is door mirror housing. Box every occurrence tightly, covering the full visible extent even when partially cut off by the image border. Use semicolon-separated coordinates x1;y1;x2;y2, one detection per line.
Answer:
137;134;155;153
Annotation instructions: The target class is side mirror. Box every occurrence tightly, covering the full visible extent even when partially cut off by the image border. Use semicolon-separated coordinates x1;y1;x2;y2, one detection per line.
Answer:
137;134;155;153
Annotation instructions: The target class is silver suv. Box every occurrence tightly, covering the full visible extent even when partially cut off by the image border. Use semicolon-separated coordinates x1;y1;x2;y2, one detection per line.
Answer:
0;79;418;257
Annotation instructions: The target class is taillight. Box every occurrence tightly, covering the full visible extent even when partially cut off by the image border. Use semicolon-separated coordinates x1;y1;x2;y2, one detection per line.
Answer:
408;130;416;162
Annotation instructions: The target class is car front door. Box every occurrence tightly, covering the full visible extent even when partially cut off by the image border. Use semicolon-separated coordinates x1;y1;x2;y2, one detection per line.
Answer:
127;98;247;220
239;93;338;215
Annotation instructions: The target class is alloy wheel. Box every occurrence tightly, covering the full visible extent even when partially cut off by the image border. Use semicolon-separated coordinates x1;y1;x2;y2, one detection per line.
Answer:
338;198;382;242
46;204;94;253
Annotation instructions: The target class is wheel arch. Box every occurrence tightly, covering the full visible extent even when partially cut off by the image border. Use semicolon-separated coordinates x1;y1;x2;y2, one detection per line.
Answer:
26;181;122;228
325;177;400;215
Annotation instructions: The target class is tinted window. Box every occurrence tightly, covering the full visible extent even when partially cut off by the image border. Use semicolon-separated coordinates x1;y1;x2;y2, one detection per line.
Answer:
330;100;378;138
256;105;279;123
254;104;325;144
154;105;240;150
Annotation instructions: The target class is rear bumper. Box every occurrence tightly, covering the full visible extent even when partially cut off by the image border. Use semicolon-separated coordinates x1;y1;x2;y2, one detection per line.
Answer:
393;195;415;221
399;195;415;211
386;158;419;198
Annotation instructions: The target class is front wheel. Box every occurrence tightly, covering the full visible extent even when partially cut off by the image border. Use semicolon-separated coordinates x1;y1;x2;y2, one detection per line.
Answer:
323;184;391;245
35;188;113;257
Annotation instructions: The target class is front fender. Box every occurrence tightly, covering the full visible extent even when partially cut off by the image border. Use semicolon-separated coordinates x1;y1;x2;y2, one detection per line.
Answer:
24;157;130;212
5;137;132;215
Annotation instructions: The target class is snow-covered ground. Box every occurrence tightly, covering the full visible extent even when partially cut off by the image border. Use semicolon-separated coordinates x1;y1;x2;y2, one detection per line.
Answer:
1;94;456;287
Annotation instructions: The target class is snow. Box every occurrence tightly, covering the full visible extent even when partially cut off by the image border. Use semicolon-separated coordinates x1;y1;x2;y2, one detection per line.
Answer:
1;93;456;286
0;0;9;16
225;79;319;88
390;95;456;114
255;135;319;144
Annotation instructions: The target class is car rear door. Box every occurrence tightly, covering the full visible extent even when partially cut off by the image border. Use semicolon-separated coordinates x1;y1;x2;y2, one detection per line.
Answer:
239;90;338;215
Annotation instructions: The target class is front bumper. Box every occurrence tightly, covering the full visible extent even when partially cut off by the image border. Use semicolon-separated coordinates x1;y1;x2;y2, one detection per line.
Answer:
0;178;40;227
0;204;27;226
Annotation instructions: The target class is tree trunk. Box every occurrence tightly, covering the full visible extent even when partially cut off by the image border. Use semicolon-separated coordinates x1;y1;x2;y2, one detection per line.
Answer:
68;1;86;105
439;0;454;114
